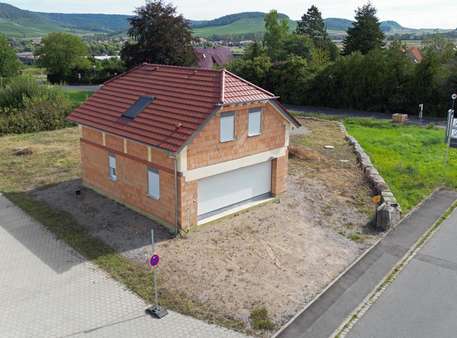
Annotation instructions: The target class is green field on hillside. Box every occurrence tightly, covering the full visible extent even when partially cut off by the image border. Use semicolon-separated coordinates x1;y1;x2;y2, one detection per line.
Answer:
192;17;297;38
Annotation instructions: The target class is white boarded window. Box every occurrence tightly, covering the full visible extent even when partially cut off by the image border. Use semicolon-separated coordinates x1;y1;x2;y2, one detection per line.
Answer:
220;112;235;142
148;168;160;200
248;109;262;136
108;155;117;181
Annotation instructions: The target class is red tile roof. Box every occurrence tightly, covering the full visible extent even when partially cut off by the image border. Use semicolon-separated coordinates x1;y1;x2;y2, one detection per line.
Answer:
407;47;423;63
68;63;298;153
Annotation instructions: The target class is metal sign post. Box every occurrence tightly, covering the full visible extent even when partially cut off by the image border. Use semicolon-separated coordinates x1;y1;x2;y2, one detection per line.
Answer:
146;229;168;319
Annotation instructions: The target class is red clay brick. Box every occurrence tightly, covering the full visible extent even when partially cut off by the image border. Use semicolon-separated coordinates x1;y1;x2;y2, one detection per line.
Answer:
187;102;286;170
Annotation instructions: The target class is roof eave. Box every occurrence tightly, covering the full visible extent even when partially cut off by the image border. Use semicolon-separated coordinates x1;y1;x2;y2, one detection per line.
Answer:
68;118;178;156
268;100;302;128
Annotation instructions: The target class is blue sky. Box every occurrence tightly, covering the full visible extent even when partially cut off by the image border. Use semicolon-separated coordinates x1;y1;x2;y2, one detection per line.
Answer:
5;0;457;29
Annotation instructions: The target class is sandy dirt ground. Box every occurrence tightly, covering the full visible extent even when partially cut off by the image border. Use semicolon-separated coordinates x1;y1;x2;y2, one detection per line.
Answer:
32;118;379;333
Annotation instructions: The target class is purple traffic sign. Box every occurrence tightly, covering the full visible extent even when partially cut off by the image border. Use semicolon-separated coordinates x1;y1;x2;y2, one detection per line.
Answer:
149;254;160;268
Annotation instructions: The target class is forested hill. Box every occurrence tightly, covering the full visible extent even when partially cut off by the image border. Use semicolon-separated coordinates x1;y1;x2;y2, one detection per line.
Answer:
0;2;453;39
0;2;130;37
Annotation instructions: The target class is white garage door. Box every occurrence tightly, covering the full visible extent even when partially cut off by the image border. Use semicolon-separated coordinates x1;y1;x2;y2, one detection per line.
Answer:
198;161;272;216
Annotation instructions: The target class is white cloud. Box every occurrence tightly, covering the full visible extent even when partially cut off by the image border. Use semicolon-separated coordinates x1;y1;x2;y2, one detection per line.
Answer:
4;0;457;29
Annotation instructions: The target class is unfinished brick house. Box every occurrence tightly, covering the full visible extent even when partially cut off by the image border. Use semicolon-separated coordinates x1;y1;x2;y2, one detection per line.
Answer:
68;64;300;232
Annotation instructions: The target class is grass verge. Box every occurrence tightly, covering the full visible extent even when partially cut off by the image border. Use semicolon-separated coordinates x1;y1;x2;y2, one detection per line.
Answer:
344;118;457;212
64;90;92;108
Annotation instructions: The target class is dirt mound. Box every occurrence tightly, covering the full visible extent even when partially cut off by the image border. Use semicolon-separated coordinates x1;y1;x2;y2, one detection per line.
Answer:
289;144;322;162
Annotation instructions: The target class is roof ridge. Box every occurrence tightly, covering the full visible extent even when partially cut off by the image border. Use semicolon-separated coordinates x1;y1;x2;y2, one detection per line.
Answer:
223;69;276;100
220;69;225;103
143;63;222;73
104;63;146;85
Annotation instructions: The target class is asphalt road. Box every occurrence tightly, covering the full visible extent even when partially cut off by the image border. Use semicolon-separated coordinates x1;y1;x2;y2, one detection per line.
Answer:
347;207;457;338
286;105;447;126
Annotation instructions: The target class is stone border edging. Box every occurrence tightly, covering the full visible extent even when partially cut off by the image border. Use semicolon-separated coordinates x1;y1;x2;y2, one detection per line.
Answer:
338;123;402;230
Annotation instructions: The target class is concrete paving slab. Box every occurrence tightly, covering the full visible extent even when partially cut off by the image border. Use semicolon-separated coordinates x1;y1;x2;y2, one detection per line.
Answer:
0;195;247;338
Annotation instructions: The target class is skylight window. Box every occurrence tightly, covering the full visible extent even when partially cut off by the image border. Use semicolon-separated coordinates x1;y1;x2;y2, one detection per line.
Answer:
122;96;154;120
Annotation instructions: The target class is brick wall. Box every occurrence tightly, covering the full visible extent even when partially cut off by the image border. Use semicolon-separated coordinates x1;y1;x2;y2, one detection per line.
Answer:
271;154;288;196
80;126;179;230
186;102;287;170
177;176;198;228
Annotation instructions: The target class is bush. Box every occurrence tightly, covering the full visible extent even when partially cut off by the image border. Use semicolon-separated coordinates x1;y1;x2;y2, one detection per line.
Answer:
0;76;72;135
0;76;46;109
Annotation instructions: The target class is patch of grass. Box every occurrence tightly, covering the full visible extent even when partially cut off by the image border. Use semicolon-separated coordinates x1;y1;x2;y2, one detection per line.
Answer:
349;232;363;242
345;118;457;211
292;111;343;121
250;306;275;331
64;90;92;108
0;127;80;192
21;65;47;78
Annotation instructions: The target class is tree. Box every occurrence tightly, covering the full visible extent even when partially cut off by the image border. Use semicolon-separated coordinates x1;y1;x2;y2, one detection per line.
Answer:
296;6;327;45
343;3;385;55
283;34;314;60
296;5;339;60
35;33;90;83
243;41;267;60
423;34;456;64
263;10;289;61
0;34;21;78
120;0;196;68
268;56;315;104
227;55;272;89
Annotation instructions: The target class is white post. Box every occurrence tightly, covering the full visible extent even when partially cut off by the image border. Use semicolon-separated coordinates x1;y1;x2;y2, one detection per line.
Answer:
445;109;454;165
419;104;424;121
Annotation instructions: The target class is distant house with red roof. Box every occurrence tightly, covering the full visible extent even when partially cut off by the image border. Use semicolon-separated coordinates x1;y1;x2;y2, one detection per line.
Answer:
194;47;234;69
405;47;423;64
68;64;300;231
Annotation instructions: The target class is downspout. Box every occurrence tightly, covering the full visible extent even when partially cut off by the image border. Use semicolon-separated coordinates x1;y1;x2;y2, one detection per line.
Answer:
173;154;179;234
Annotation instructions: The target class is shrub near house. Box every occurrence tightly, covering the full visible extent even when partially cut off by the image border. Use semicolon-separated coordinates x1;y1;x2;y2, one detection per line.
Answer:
68;64;300;231
0;76;72;135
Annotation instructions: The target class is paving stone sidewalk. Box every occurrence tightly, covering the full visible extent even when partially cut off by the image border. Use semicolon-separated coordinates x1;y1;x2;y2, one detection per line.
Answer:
0;194;247;338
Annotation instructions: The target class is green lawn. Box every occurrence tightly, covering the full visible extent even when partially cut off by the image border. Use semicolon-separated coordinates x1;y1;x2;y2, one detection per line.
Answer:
345;118;457;211
64;90;92;108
